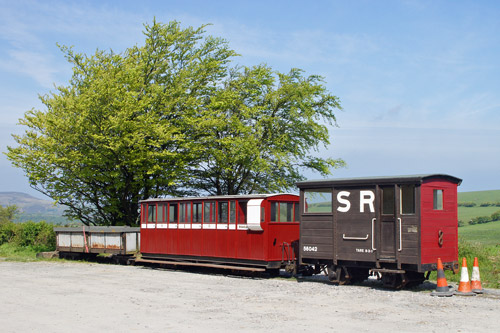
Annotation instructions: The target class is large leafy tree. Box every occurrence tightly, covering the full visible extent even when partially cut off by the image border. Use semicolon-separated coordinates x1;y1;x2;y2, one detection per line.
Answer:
7;21;236;226
185;65;344;195
7;20;344;226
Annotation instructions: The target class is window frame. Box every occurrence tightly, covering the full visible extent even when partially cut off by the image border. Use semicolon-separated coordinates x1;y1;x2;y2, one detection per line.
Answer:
400;185;416;215
270;201;299;222
303;189;333;214
433;189;444;210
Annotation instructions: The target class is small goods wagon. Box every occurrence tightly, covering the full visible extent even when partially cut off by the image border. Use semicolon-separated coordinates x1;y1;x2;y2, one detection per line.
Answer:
54;226;140;262
139;194;300;272
296;174;462;288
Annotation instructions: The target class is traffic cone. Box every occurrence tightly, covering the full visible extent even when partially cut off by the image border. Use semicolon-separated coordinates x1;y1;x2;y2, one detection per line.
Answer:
456;257;476;296
471;257;483;294
431;258;454;297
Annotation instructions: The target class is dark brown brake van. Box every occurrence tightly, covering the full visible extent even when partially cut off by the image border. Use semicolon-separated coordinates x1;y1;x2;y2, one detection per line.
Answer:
296;174;462;288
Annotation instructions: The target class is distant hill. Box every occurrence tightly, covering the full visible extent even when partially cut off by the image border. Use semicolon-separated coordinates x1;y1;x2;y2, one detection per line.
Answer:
457;189;500;204
0;192;70;224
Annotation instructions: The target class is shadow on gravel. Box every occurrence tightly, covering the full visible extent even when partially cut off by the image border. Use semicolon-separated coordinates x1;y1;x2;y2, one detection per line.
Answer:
295;273;441;293
137;263;279;280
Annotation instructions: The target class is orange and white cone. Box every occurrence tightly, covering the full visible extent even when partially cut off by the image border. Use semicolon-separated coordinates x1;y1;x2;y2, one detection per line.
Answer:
471;257;483;294
456;257;476;296
431;257;454;297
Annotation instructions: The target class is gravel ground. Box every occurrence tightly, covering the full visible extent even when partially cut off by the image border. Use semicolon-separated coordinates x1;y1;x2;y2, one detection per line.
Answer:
1;261;499;332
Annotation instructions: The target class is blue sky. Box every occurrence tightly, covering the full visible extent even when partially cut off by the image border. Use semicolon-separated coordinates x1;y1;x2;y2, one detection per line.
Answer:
1;0;499;198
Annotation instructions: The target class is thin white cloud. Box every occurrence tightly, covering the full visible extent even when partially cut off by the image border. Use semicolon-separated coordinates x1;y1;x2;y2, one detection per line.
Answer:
1;50;58;89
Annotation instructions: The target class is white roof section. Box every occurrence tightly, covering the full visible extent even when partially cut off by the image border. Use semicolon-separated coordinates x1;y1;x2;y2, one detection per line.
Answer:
140;193;298;204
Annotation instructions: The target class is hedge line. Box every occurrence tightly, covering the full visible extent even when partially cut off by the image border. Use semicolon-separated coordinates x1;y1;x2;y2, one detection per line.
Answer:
0;205;56;252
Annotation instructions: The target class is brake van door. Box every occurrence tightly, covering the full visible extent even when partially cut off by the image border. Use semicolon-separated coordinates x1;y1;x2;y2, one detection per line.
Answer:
379;186;398;260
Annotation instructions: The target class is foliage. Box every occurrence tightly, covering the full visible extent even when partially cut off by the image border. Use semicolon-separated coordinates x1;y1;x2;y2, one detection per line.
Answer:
6;20;343;226
6;20;237;226
458;205;500;225
479;202;500;207
0;205;18;224
439;238;500;289
0;221;55;252
0;205;55;252
458;202;476;207
183;65;344;195
468;210;500;225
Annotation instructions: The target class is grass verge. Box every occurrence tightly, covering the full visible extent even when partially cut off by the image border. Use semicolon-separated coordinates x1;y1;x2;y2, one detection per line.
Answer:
0;243;49;261
429;237;500;289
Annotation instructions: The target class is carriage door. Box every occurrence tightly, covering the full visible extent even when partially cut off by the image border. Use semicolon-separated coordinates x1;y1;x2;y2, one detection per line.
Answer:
379;185;399;260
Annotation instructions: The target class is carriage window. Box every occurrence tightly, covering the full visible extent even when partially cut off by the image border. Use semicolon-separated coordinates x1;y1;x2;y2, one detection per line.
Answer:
270;202;277;222
433;189;443;210
238;201;247;224
148;204;156;223
203;202;215;223
193;203;202;223
229;201;236;224
382;187;395;215
271;202;297;222
280;202;288;221
158;204;165;222
261;207;265;222
179;202;191;223
218;201;228;223
304;190;332;213
179;203;186;222
294;203;299;222
169;203;178;223
400;185;415;214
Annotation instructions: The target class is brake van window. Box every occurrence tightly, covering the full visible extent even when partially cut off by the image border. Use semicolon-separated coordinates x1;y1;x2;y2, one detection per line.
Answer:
400;185;415;214
433;189;444;210
304;190;332;213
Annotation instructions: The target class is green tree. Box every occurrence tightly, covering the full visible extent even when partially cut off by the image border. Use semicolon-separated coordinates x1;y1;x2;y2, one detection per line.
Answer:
0;205;18;224
7;21;236;226
184;65;344;195
7;20;344;226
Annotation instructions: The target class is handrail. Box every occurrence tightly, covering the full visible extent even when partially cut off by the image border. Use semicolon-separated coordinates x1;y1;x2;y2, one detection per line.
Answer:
342;234;369;240
398;218;402;251
371;218;376;250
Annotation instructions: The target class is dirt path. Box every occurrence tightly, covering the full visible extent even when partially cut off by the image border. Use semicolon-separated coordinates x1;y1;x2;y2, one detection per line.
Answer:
1;261;499;332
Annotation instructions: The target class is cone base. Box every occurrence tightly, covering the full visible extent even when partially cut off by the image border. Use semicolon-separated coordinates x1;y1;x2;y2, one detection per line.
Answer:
455;291;476;296
431;289;454;297
472;289;484;294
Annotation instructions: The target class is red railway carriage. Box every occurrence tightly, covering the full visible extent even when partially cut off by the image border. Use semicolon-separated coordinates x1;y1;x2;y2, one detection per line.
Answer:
296;174;462;287
139;194;300;271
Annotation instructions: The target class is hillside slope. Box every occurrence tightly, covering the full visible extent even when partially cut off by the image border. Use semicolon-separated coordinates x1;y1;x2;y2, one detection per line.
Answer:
0;192;65;214
457;189;500;204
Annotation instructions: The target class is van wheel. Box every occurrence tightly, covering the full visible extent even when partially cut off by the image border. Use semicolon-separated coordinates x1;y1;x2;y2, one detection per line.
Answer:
327;265;351;285
382;273;404;289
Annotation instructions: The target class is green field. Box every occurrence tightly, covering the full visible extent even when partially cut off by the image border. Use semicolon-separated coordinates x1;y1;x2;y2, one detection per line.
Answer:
458;206;500;224
457;189;500;224
459;221;500;246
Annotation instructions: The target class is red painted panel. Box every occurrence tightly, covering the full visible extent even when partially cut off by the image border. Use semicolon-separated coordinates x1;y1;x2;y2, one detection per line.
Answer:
266;223;300;261
420;179;459;265
190;228;202;256
203;229;216;257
